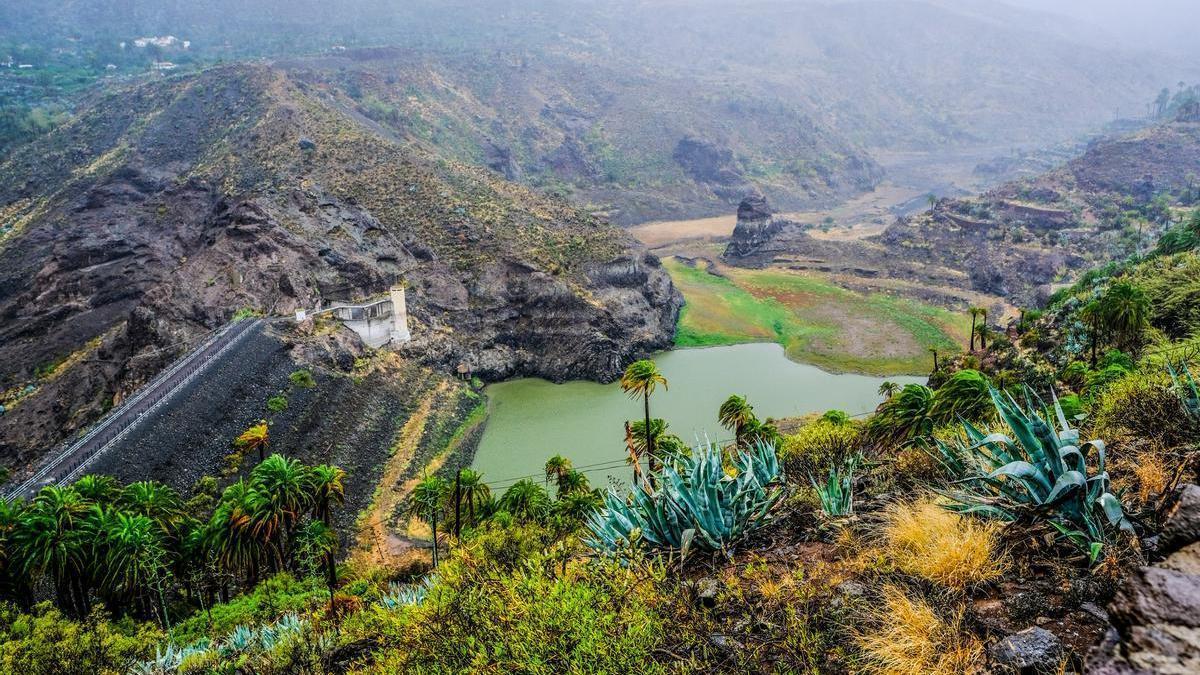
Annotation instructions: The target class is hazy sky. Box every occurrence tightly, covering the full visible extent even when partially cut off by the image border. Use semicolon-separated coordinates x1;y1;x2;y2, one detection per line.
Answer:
1001;0;1197;55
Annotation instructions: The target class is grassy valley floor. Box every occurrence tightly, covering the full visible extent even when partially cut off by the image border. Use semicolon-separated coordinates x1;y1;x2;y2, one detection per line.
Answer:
663;257;969;375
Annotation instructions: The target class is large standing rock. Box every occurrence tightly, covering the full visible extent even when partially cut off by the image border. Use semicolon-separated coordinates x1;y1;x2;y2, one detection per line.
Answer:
1088;484;1200;674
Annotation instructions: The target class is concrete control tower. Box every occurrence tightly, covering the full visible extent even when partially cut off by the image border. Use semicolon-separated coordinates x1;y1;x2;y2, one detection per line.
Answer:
390;286;411;343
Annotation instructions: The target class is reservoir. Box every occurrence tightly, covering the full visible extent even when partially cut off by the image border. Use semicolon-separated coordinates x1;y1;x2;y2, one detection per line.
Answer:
472;342;924;490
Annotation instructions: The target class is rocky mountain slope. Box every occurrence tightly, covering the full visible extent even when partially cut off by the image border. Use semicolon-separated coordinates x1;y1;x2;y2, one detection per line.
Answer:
280;49;884;225
0;64;681;470
725;112;1200;307
4;1;1194;225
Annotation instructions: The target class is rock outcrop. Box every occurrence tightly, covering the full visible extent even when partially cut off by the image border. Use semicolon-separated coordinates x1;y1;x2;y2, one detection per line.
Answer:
1088;484;1200;674
725;193;786;258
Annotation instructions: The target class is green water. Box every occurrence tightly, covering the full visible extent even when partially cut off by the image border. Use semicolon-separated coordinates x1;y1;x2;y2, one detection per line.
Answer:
472;343;923;491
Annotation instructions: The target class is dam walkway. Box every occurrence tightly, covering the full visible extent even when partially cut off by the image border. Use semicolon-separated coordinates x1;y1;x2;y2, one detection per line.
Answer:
3;317;263;501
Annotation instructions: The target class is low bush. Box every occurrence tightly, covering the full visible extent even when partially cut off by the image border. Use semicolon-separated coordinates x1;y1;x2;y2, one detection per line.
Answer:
781;416;861;477
0;602;163;675
1093;371;1195;447
287;369;316;389
856;586;983;675
880;499;1007;591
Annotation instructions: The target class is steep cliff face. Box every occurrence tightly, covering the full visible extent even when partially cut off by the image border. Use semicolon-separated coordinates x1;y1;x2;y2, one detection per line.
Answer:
0;65;681;468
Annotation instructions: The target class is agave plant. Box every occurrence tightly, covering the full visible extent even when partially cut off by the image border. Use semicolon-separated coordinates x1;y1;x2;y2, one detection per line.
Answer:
380;577;433;609
1168;361;1200;422
928;387;1133;562
810;455;858;517
584;440;783;555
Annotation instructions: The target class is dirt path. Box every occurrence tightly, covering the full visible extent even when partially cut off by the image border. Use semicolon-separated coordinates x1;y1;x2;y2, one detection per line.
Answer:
351;380;450;569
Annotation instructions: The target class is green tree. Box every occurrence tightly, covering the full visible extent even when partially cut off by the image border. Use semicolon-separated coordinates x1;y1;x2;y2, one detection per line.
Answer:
13;486;89;615
99;512;172;626
718;395;756;445
498;479;551;523
409;476;450;567
620;360;668;469
1100;281;1150;356
455;469;491;528
877;381;900;399
246;455;312;571
543;455;573;488
967;306;984;351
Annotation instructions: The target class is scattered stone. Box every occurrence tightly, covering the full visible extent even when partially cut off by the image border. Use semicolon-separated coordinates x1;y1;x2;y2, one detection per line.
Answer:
1080;602;1110;624
298;137;317;151
694;578;720;609
709;633;743;653
1035;616;1052;627
989;627;1062;673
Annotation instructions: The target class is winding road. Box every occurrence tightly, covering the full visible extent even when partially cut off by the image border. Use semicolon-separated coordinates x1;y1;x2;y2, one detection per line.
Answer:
3;318;264;501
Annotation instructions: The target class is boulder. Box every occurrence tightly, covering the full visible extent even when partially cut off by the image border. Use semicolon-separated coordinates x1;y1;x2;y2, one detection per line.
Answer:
1088;484;1200;674
989;627;1062;673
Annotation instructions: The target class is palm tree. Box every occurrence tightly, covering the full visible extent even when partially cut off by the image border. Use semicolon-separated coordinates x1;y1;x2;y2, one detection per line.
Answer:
620;359;668;466
455;469;491;528
307;464;346;526
1081;300;1104;366
1101;281;1150;356
101;511;172;625
718;395;756;445
967;306;983;351
408;475;450;567
13;486;89;614
205;480;261;584
73;475;120;503
976;308;989;349
304;463;344;600
247;454;312;570
877;381;900;399
555;469;591;497
976;324;994;351
498;479;550;523
235;422;270;463
628;418;685;462
0;498;32;607
543;455;573;488
120;481;184;537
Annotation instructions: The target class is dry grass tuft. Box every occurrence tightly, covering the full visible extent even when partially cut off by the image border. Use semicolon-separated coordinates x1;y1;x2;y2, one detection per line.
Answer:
880;499;1007;591
858;585;984;675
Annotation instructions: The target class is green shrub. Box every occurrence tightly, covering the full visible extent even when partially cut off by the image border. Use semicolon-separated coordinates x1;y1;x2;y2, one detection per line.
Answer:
1093;370;1196;447
585;442;783;554
1061;361;1089;391
357;524;667;673
288;369;316;389
1098;349;1134;371
169;573;327;646
0;603;163;675
929;388;1132;562
930;369;993;425
780;418;861;477
266;394;288;412
1086;364;1130;394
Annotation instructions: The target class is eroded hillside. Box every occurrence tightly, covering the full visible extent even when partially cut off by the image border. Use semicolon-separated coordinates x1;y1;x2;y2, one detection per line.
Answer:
0;64;681;469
